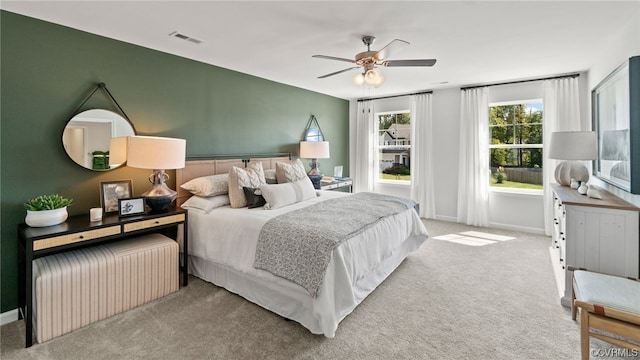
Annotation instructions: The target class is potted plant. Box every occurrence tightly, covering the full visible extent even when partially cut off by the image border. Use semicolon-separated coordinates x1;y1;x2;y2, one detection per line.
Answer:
24;194;73;227
494;166;507;184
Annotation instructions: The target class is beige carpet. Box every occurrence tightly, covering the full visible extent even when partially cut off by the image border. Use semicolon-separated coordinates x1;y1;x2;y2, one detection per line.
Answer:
0;219;630;359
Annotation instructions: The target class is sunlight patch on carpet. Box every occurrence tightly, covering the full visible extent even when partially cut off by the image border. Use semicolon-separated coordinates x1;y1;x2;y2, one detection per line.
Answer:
433;231;516;246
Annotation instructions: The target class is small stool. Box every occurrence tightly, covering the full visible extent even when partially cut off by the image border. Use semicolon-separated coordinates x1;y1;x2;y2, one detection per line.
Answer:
570;267;640;360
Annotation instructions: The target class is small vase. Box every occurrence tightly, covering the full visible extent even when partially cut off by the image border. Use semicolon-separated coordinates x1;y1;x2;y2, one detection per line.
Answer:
570;178;580;189
587;185;602;199
25;207;68;227
577;183;588;195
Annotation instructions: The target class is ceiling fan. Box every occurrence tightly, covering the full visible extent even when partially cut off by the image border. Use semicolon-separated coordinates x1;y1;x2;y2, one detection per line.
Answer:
313;35;437;88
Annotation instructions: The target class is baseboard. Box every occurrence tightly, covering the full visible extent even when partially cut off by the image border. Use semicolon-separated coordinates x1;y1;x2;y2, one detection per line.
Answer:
488;221;545;235
1;308;19;326
433;215;457;222
429;216;545;235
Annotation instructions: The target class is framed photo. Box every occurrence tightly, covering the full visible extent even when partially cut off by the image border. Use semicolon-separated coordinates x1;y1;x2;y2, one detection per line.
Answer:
118;197;145;217
100;180;133;214
592;56;640;194
334;165;343;178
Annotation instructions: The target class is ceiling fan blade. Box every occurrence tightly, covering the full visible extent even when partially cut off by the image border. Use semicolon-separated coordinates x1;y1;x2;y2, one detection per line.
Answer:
312;55;356;63
383;59;437;67
374;39;410;61
317;67;360;79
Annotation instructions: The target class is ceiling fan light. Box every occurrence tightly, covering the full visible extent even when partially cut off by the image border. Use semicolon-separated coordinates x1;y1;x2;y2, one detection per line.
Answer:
364;69;380;84
352;73;365;86
373;75;385;88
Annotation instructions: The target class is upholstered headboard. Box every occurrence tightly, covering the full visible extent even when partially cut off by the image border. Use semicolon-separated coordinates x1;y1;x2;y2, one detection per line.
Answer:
175;154;291;207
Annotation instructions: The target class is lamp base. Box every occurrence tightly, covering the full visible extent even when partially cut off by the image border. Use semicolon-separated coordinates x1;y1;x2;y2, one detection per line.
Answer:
308;175;322;189
143;170;177;211
307;159;322;176
143;193;175;212
554;161;589;186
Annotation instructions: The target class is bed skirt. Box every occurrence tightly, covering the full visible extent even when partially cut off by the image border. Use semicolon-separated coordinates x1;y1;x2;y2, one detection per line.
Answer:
188;232;425;337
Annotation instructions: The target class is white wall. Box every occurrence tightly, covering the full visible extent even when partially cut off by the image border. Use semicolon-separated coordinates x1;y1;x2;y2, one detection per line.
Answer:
349;74;591;234
585;16;640;207
432;88;460;221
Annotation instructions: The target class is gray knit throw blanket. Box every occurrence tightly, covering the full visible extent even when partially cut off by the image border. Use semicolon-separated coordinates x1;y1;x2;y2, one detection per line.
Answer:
253;192;416;297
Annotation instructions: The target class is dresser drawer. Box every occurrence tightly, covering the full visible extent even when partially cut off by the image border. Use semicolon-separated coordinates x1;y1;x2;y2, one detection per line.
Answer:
123;214;185;233
33;225;121;251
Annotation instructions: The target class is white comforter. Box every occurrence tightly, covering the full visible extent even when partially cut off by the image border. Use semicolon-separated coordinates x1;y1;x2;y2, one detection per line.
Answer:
187;191;429;337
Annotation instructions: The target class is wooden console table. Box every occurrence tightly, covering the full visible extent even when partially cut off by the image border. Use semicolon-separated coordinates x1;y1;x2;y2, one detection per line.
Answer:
17;207;188;347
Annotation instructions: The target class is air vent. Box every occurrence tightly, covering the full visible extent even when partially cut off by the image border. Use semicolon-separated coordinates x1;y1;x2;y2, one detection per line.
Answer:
168;31;203;45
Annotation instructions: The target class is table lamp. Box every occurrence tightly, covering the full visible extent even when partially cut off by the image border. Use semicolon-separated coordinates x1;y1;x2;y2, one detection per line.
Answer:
126;136;186;211
548;131;597;186
299;141;330;176
108;136;128;169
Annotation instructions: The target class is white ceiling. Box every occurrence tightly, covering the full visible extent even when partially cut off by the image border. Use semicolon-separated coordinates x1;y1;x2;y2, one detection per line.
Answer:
2;1;638;100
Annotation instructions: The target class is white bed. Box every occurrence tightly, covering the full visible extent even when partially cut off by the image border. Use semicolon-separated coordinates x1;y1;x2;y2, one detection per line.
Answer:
176;156;429;337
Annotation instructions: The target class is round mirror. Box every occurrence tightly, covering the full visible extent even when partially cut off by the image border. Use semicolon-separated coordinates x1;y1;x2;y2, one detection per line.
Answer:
62;109;136;171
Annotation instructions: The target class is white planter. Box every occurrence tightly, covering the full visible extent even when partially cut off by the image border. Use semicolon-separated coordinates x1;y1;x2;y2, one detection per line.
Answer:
25;207;68;227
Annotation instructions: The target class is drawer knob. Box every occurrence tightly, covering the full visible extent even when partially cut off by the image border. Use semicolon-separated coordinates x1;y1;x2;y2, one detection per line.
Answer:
155;220;160;224
79;235;84;239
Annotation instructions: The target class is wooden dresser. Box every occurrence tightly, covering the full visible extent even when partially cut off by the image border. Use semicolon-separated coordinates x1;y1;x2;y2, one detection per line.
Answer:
551;184;639;307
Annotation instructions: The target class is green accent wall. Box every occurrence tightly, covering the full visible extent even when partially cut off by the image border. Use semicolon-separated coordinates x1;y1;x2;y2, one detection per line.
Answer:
0;11;349;313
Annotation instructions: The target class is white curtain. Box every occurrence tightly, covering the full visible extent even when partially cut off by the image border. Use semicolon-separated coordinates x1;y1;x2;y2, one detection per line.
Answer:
354;100;376;193
457;87;490;227
410;93;435;218
542;77;581;235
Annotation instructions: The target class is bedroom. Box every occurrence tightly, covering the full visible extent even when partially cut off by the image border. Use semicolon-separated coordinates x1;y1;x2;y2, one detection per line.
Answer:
1;1;639;358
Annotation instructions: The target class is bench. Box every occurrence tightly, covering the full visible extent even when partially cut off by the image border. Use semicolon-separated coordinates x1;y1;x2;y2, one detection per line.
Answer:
569;266;640;359
33;233;179;343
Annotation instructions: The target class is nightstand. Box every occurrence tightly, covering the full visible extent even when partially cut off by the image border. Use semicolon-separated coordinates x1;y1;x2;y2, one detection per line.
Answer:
318;177;353;192
17;206;188;347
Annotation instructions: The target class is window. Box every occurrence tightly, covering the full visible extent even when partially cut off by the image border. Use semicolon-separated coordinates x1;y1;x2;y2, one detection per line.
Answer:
489;100;543;190
377;111;411;182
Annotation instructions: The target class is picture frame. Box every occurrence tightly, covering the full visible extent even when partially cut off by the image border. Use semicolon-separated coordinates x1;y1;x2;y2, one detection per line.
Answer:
100;180;133;214
592;56;640;194
334;165;343;178
118;197;145;217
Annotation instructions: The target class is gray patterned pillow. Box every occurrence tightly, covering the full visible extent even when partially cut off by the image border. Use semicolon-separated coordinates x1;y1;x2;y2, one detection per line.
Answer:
275;159;307;184
180;173;228;197
228;162;266;208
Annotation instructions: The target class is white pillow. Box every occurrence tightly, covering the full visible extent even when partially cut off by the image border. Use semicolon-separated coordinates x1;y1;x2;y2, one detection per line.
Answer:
180;173;228;197
275;159;307;183
259;176;317;210
180;195;230;213
228;162;266;208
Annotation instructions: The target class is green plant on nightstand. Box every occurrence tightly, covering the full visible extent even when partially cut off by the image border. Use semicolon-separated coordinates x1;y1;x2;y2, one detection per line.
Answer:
24;194;73;211
24;194;73;227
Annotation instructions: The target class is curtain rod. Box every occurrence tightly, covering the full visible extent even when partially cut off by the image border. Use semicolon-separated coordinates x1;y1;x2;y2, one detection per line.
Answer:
357;90;433;102
460;73;580;91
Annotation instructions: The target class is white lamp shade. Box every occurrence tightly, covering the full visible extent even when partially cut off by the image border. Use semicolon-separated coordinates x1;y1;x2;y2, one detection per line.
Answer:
548;131;597;160
109;136;128;166
126;136;186;169
300;141;330;159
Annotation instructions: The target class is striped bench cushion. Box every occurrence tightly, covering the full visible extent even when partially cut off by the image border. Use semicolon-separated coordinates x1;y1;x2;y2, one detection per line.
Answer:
33;233;179;343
